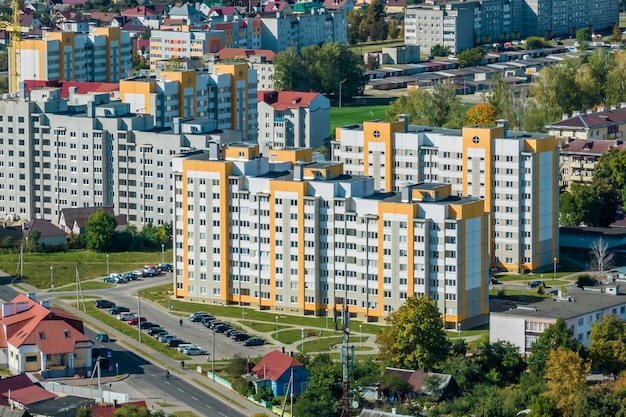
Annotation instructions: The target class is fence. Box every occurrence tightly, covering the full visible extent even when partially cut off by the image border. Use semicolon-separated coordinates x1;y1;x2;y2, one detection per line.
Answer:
41;382;129;404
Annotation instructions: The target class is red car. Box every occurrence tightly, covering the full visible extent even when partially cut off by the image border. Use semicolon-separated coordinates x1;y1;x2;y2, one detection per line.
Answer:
128;316;147;325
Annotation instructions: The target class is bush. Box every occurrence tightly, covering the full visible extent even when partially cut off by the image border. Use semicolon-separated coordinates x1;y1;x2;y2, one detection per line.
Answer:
576;274;598;288
232;377;252;396
226;355;250;378
253;386;274;402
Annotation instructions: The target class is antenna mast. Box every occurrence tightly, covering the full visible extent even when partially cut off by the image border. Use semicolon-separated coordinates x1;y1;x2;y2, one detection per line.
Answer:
340;305;351;417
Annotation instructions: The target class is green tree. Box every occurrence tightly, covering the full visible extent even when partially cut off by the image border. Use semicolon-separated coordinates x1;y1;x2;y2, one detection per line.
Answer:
347;9;366;45
577;28;592;43
527;318;585;376
592;148;626;204
440;355;482;393
588;314;626;378
476;340;526;385
379;373;413;401
386;81;463;128
559;180;619;227
113;405;165;417
84;209;118;252
294;353;341;417
613;25;622;43
487;73;530;130
545;347;589;417
525;36;550;49
273;47;307;91
388;19;401;40
25;230;41;252
361;0;388;42
376;296;449;371
76;409;92;417
606;51;626;105
457;47;484;67
430;44;451;57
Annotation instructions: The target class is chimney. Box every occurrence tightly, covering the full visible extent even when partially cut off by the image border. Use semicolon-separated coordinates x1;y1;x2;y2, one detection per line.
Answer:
496;119;508;137
281;346;285;353
398;113;409;132
173;117;182;135
293;160;304;181
68;86;78;100
401;183;412;203
562;113;569;120
208;142;220;160
587;109;593;114
290;351;293;357
597;106;605;112
18;82;26;100
621;102;626;109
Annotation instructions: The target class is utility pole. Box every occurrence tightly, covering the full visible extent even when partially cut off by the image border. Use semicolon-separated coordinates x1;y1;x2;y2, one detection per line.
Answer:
340;305;352;417
138;291;142;343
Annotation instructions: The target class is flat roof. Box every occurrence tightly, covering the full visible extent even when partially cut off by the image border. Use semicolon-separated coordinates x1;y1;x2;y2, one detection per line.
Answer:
491;287;626;321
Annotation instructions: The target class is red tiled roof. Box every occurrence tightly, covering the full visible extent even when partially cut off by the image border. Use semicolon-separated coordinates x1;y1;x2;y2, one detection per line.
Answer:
122;5;160;17
560;138;626;156
91;401;148;417
263;1;290;12
24;80;119;99
322;0;350;9
218;48;275;61
209;6;239;16
88;12;122;23
252;350;303;381
258;90;319;110
0;375;56;406
548;107;626;130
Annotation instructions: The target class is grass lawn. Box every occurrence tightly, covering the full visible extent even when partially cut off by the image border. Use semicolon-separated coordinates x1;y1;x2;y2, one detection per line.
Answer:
171;412;199;417
445;324;489;339
239;320;287;333
0;249;172;289
50;281;116;292
489;288;551;303
79;303;188;360
144;284;384;334
330;105;390;135
496;271;577;282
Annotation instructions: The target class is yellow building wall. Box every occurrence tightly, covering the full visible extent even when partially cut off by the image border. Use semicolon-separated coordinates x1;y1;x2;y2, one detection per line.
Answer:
214;62;250;140
268;148;313;164
119;80;156;114
223;144;259;160
363;120;405;191
160;70;197;119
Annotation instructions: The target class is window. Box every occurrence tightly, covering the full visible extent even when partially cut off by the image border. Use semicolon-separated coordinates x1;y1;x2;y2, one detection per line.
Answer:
39;332;45;339
64;330;71;338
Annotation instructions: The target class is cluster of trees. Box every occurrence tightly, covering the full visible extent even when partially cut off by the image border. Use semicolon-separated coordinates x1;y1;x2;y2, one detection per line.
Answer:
273;42;368;104
80;209;170;253
77;405;165;417
560;149;626;227
347;0;391;45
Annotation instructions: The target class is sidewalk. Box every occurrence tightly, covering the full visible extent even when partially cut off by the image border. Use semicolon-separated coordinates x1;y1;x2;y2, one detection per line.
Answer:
12;282;270;416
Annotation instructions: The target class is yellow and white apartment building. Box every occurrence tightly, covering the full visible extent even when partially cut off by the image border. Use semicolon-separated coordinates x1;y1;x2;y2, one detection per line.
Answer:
333;118;558;273
173;143;489;328
15;28;132;89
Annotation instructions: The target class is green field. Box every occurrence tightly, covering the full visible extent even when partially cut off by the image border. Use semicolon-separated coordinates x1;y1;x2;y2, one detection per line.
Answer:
348;40;405;55
0;249;172;289
330;105;390;135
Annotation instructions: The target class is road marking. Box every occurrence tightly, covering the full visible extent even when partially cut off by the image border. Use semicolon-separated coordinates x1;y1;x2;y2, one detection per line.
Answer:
177;388;183;392
219;413;226;417
191;396;197;401
206;405;212;408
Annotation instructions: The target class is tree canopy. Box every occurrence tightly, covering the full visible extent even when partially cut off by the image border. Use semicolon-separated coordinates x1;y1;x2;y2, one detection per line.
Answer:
386;82;464;128
431;44;451;57
588;314;626;378
457;47;484;68
527;318;585;376
85;209;118;252
273;43;368;104
559;180;619;227
376;296;449;370
545;347;589;417
466;103;497;126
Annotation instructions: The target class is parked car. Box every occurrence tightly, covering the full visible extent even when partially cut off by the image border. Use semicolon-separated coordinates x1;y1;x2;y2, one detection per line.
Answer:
147;327;166;336
213;324;231;334
490;277;499;284
95;300;115;309
122;272;136;281
96;333;110;342
132;270;145;278
232;333;250;342
176;343;196;353
103;276;118;283
243;338;265;347
158;263;174;272
190;314;213;323
167;338;186;347
189;311;210;320
208;321;223;329
128;316;147;325
117;312;135;321
527;280;546;290
143;265;161;277
109;306;130;315
140;321;159;329
201;317;218;327
159;334;177;343
184;347;208;356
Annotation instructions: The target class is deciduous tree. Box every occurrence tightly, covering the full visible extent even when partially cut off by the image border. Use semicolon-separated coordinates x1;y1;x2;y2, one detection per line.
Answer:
430;44;451;57
466;103;497;126
386;82;463;128
527;317;585;376
545;347;589;417
85;209;117;252
559;180;619;227
592;148;626;204
457;47;484;68
525;36;550;49
376;296;449;371
589;238;615;282
588;314;626;378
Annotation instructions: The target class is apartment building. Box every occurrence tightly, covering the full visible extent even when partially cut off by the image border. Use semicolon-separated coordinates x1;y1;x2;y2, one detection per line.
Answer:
0;86;241;226
172;145;489;328
260;10;348;52
557;138;626;190
257;91;330;155
216;49;276;91
149;28;224;70
119;65;258;141
332;118;558;272
15;28;132;91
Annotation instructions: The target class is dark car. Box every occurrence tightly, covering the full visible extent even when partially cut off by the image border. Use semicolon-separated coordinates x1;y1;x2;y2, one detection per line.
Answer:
189;311;210;320
140;321;159;329
213;324;231;333
122;272;136;281
147;327;167;337
158;263;174;272
243;337;265;347
167;338;186;347
208;321;224;329
232;333;250;342
95;300;115;309
108;306;130;315
527;280;547;290
190;314;213;323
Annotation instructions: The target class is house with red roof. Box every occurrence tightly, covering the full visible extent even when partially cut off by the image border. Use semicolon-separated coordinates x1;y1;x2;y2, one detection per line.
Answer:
0;294;93;378
90;401;148;417
257;90;330;154
263;1;293;15
247;350;309;397
322;0;354;11
121;4;167;29
0;374;56;407
558;138;626;190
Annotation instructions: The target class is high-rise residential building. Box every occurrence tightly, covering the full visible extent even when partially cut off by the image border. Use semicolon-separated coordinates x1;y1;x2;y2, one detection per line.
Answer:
149;28;225;71
0;86;241;226
119;65;258;141
257;91;330;155
332;118;558;272
15;28;132;89
172;144;490;328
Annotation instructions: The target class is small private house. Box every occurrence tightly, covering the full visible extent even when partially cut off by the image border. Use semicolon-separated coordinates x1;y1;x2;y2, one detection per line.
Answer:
246;350;310;397
22;220;67;248
58;207;127;235
381;368;459;402
0;294;93;378
0;374;56;408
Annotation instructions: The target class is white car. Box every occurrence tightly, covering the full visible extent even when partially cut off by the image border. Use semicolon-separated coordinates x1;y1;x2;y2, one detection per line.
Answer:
183;347;208;356
176;343;196;353
117;312;135;321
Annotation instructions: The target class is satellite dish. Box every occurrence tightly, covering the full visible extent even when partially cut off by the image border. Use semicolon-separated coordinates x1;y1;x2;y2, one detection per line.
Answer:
351;400;359;409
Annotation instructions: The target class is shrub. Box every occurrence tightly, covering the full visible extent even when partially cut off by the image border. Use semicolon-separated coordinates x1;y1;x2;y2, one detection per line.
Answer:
232;377;252;396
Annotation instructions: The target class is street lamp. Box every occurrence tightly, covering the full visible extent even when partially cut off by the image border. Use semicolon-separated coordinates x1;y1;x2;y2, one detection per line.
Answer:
339;78;347;108
457;322;461;341
359;324;362;350
275;316;279;341
301;328;304;352
167;291;172;310
50;266;54;289
161;244;165;265
106;254;109;275
553;257;557;281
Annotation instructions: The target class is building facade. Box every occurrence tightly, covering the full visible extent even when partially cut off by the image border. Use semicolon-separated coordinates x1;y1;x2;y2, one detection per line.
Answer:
0;87;241;227
149;28;224;71
332;118;558;272
15;28;132;89
172;145;490;328
257;90;330;155
558;138;626;190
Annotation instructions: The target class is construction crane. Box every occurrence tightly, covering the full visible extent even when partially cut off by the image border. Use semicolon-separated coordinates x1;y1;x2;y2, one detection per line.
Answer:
0;0;22;93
